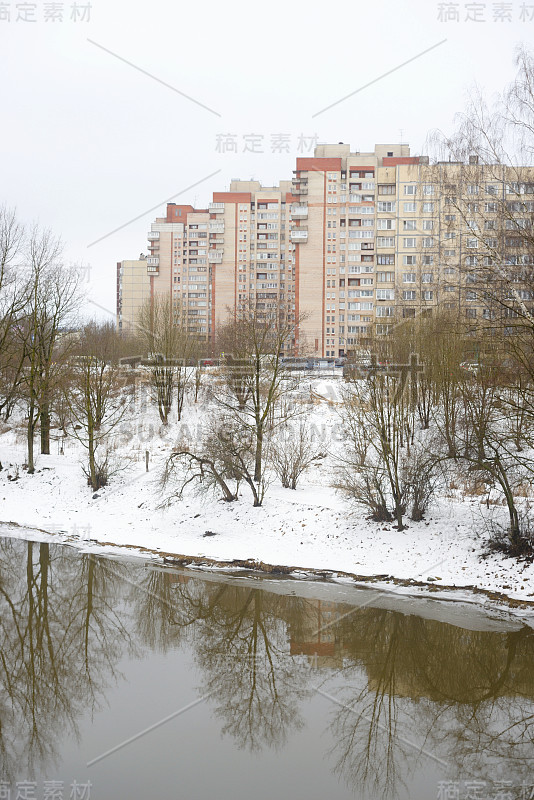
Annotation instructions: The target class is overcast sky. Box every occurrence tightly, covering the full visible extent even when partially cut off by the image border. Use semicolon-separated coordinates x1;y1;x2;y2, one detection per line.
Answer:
1;0;531;322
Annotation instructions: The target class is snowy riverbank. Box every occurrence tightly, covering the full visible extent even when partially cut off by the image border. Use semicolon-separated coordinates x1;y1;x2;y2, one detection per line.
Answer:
1;386;533;616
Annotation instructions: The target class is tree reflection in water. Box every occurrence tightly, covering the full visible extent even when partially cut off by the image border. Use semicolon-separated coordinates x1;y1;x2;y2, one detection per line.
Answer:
325;606;534;798
0;538;135;783
160;579;313;751
1;537;534;800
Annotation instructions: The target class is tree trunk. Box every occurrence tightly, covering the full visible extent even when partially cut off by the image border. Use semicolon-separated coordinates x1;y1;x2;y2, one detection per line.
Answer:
254;428;263;483
40;402;50;455
88;424;97;490
27;401;35;474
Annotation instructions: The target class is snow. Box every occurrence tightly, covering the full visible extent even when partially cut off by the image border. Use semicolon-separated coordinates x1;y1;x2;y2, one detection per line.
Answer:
1;378;533;620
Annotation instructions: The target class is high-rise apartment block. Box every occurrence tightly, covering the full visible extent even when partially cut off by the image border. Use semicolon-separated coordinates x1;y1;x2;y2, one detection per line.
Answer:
116;256;151;334
117;143;534;355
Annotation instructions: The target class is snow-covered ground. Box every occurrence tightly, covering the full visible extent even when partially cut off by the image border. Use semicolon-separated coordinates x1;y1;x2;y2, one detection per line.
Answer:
1;375;533;617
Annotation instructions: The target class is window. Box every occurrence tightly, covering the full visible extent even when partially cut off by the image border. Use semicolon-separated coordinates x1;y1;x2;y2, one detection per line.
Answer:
377;201;395;212
444;249;456;257
376;289;395;299
403;237;417;248
422;202;434;213
404;202;416;212
445;214;456;222
423;184;434;196
403;255;417;265
422;237;434;247
403;220;416;231
377;255;395;265
404;185;416;195
465;256;477;266
422;290;433;300
466;291;477;300
376;306;395;316
485;202;498;212
377;236;395;247
403;308;416;318
378;184;395;195
422;255;434;266
377;219;395;229
422;272;433;283
403;273;416;283
484;220;496;230
402;290;416;300
377;272;395;282
466;308;477;318
486;184;499;195
422;220;433;230
466;237;478;248
467;184;479;195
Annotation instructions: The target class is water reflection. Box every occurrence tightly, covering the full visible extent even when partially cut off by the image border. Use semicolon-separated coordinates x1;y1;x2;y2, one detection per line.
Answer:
0;538;134;782
1;536;533;799
327;608;534;797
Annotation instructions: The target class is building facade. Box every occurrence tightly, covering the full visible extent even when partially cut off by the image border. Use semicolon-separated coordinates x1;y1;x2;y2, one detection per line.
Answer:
117;143;534;356
116;257;151;334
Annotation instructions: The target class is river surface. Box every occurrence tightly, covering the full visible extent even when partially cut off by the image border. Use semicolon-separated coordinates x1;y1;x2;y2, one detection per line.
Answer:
1;532;533;800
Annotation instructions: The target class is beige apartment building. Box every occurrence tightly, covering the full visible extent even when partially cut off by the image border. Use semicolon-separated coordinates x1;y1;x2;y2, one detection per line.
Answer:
116;257;151;334
117;144;534;356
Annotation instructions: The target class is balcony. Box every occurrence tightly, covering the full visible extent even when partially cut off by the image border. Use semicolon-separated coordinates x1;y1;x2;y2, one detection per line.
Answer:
210;235;224;245
147;266;159;274
147;257;159;266
290;228;308;242
147;231;160;240
209;222;224;233
208;203;225;213
291;180;308;196
208;250;223;263
290;204;308;219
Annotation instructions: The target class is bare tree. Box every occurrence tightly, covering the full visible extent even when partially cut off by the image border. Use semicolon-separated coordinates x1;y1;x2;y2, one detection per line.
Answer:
66;322;129;491
427;48;534;343
161;414;269;507
18;227;82;472
338;363;439;528
137;295;200;424
270;420;326;489
215;300;304;482
0;207;27;421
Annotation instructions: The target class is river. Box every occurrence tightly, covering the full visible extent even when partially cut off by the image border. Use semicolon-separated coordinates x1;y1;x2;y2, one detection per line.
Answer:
0;533;533;799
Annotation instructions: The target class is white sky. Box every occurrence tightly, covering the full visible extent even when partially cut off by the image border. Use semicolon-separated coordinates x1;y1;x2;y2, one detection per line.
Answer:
1;0;531;322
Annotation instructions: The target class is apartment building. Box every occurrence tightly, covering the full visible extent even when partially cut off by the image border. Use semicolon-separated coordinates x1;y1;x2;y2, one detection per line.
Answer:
208;179;295;345
116;256;151;334
117;144;534;355
146;203;211;339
